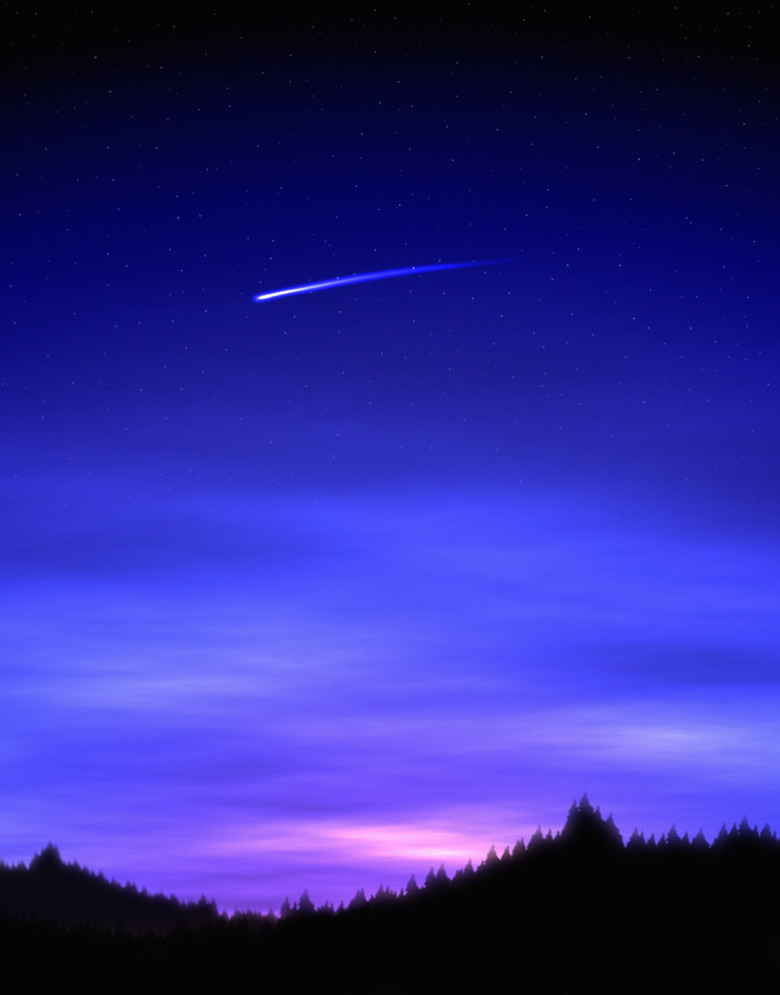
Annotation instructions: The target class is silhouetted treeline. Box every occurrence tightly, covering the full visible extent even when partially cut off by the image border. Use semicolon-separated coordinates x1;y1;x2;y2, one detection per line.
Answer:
3;797;780;993
0;843;217;933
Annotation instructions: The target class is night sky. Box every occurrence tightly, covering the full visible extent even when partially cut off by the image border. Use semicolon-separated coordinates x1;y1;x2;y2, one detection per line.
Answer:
3;7;778;913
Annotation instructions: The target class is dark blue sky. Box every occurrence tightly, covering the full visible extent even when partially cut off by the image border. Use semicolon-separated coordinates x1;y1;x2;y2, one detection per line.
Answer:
3;7;778;912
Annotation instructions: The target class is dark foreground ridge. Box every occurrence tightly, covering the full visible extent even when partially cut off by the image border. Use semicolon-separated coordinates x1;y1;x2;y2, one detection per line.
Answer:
3;796;780;993
0;843;217;933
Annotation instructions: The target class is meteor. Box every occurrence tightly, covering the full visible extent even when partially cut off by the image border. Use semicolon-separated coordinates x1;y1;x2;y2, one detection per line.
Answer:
253;259;510;302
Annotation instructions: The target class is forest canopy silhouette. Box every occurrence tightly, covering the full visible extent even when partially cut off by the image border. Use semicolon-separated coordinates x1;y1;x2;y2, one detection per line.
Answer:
3;796;780;992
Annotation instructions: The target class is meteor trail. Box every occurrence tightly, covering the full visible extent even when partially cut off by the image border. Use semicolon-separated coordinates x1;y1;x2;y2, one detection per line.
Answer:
253;259;510;301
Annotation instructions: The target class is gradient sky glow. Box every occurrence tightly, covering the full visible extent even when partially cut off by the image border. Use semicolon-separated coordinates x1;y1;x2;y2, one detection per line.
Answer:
3;8;779;913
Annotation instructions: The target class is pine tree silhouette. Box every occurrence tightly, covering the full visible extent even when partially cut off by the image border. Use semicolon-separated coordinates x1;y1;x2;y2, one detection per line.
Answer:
560;794;623;855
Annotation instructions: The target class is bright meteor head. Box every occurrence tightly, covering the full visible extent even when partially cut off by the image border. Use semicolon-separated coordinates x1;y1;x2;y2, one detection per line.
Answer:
253;260;512;302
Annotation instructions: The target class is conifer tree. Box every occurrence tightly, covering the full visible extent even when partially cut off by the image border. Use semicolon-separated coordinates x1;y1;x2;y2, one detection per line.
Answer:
435;864;449;886
348;888;367;911
298;889;315;916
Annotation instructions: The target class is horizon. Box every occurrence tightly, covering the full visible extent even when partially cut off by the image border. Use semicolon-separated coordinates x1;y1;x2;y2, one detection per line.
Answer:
3;8;779;915
6;795;777;915
6;797;778;990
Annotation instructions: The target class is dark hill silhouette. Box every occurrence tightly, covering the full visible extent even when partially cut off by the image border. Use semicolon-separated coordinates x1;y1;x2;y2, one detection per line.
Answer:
3;797;780;993
0;843;217;933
